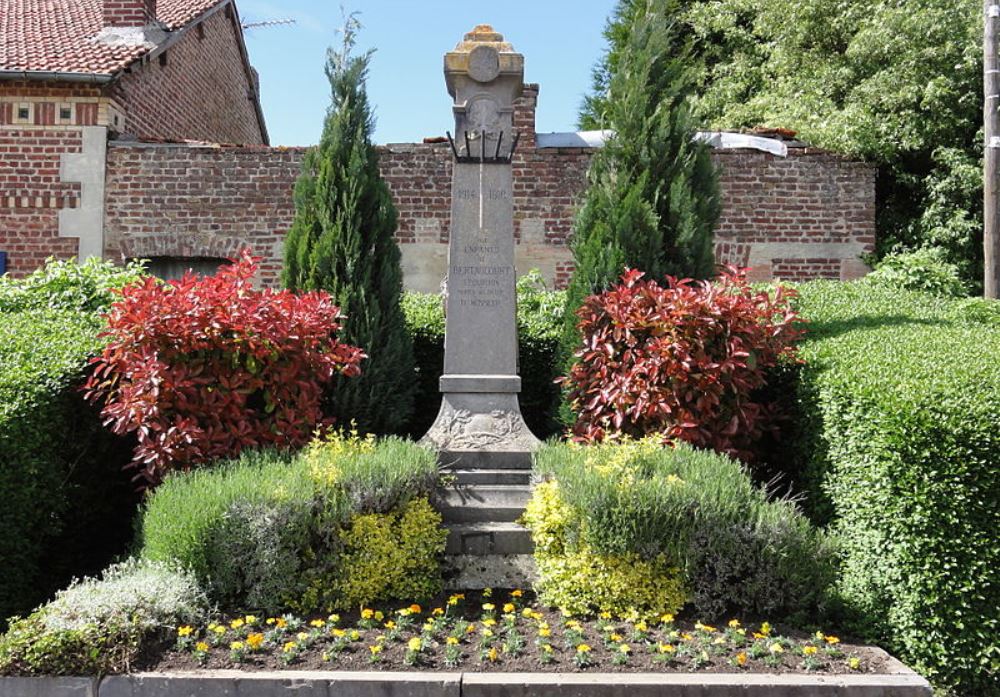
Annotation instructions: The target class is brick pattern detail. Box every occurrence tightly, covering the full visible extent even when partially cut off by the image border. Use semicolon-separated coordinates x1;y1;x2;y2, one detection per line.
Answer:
103;0;157;26
0;127;83;275
713;150;876;246
112;8;264;144
103;144;304;286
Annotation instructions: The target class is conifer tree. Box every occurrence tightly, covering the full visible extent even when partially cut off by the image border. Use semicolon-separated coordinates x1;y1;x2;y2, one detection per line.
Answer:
283;16;415;435
559;0;721;381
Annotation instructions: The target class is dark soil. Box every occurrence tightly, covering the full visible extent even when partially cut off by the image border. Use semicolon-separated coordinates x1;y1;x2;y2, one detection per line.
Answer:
144;591;890;675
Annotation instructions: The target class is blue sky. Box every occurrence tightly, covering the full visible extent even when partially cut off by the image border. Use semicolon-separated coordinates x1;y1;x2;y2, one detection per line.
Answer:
239;0;617;146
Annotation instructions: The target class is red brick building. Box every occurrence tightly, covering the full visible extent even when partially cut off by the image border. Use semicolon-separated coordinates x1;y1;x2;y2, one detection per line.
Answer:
1;2;875;287
0;0;266;276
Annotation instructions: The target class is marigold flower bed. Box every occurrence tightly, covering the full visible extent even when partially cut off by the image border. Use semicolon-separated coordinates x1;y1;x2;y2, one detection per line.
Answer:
154;590;887;675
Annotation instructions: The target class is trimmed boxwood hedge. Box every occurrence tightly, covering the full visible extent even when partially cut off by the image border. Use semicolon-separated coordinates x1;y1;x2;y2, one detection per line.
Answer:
793;280;1000;696
401;271;565;439
0;309;135;627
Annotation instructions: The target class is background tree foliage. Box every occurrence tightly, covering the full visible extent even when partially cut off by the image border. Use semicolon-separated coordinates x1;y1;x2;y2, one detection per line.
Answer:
583;0;983;291
283;16;416;434
561;0;720;386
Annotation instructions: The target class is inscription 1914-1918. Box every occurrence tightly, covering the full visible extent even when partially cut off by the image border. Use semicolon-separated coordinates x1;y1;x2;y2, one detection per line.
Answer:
455;188;511;201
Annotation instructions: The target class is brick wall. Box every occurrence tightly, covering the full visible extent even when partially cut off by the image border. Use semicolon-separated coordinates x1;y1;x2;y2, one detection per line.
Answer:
104;143;301;286
103;130;875;290
113;5;265;144
0;82;98;275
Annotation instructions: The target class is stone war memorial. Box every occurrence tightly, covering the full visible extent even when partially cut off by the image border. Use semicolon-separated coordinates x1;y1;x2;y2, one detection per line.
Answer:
423;25;541;467
424;25;540;587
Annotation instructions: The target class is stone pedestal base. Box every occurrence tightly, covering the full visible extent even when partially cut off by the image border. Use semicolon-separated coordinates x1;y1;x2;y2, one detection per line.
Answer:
422;389;541;469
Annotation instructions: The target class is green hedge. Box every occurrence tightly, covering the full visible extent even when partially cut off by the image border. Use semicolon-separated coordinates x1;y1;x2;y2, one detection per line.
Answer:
0;310;135;626
140;435;446;613
794;281;1000;696
0;258;146;628
401;271;565;439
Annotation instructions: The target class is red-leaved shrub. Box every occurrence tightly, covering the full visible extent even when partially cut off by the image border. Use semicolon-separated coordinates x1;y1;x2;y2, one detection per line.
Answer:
84;250;365;486
562;267;801;460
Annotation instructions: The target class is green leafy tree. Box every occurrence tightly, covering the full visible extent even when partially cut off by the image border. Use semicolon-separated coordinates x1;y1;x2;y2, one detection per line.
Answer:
584;0;983;291
283;16;415;434
560;0;720;381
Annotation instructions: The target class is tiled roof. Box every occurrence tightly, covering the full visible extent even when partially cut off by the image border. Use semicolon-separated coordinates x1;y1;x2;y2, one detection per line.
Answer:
0;0;225;76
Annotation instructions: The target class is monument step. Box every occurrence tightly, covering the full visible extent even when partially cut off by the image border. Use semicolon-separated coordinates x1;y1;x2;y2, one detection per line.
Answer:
444;468;533;486
445;521;534;555
436;485;531;523
443;553;536;590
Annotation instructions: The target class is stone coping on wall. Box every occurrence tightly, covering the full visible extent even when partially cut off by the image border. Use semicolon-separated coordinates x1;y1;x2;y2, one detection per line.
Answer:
0;650;932;697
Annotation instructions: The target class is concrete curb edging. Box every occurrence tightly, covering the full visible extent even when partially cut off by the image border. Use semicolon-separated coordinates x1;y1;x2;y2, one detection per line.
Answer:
0;650;933;697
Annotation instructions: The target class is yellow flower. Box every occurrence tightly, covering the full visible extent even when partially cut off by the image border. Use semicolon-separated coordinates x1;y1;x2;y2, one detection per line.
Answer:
349;630;360;641
848;657;861;671
511;589;523;598
566;620;582;630
246;633;264;650
487;647;498;662
297;632;309;642
658;643;675;654
446;636;460;646
373;611;384;622
635;620;648;632
619;644;631;654
542;644;554;653
244;615;257;625
369;644;382;655
361;609;374;619
713;637;727;645
483;629;495;638
230;641;244;650
728;619;741;629
538;626;551;638
769;643;785;654
599;611;613;620
195;641;209;653
695;622;716;633
482;618;497;627
177;625;194;637
680;633;693;641
275;618;287;629
229;619;244;630
282;641;297;653
482;603;495;612
328;614;341;624
432;607;444;616
659;613;674;624
423;622;435;632
503;603;515;614
576;644;592;654
759;622;772;637
266;618;276;625
409;604;422;615
310;619;325;628
447;596;460;606
212;625;226;635
466;624;476;634
825;635;841;645
803;646;818;656
383;621;396;630
407;637;422;652
610;633;624;643
736;652;748;666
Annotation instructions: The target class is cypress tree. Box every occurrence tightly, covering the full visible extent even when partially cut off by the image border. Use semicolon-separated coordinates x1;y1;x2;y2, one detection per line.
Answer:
559;0;721;382
283;17;415;435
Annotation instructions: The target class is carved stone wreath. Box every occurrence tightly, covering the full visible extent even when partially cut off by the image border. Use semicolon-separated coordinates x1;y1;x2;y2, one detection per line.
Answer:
437;408;523;450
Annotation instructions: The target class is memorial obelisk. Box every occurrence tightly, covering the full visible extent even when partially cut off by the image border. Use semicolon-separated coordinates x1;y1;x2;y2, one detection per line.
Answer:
423;25;541;468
